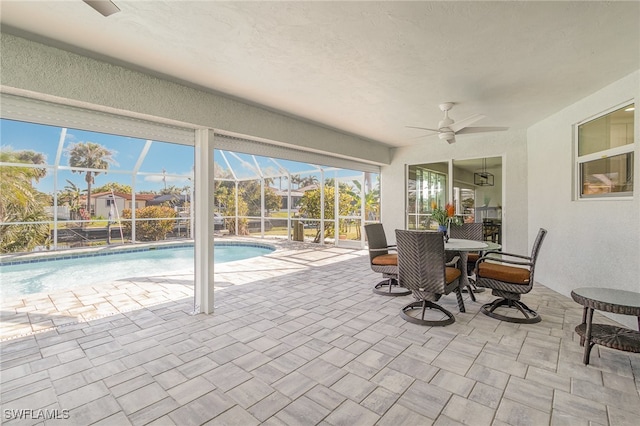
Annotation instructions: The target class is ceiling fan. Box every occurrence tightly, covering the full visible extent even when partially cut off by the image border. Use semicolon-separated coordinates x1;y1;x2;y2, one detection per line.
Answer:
83;0;120;17
408;102;508;144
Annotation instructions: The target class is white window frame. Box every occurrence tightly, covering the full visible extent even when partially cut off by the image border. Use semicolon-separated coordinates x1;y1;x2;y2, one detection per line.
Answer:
574;101;635;200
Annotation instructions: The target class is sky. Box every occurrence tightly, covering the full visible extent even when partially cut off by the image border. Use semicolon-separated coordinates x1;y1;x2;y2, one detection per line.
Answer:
1;119;370;195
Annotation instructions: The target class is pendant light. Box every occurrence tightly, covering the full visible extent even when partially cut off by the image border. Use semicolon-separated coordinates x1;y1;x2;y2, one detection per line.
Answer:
474;158;494;186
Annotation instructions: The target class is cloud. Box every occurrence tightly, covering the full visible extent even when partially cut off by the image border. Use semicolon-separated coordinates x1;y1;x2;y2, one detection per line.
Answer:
144;173;191;183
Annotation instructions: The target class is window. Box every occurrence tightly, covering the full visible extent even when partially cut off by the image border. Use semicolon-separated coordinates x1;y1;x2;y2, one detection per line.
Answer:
576;103;634;198
0;118;194;252
407;163;448;230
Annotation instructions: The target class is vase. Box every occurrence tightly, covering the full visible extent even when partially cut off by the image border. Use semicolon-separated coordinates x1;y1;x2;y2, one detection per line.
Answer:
438;224;449;242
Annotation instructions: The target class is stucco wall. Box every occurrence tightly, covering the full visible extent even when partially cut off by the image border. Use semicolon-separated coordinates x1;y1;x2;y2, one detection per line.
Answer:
380;129;529;256
528;71;639;329
0;33;391;166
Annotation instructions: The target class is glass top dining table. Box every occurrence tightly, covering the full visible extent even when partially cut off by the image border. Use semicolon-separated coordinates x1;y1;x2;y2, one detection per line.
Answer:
445;238;501;252
444;238;502;297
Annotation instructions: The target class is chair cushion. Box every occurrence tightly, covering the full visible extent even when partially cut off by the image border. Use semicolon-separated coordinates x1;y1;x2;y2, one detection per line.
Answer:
372;253;397;266
478;262;530;285
445;267;461;284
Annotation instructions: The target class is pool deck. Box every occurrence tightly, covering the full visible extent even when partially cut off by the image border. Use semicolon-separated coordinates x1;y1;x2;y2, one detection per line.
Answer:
0;237;284;339
1;237;639;425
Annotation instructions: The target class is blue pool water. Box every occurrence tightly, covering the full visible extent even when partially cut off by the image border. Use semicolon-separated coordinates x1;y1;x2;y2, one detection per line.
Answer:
0;244;274;298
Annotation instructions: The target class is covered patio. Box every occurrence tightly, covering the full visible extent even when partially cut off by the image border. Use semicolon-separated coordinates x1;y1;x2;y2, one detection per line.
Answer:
1;238;638;425
1;2;639;425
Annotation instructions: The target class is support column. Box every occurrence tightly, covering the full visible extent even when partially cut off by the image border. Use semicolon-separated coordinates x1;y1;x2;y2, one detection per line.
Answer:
194;129;215;314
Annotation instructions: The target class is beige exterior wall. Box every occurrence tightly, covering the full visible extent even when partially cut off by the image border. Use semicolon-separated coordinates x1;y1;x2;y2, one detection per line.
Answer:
527;71;639;329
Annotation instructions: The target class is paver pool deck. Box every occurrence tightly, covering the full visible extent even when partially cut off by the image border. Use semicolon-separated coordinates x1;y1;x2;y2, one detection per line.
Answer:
1;237;639;425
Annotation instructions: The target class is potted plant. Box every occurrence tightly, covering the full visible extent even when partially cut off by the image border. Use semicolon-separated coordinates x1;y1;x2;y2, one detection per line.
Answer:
430;201;462;239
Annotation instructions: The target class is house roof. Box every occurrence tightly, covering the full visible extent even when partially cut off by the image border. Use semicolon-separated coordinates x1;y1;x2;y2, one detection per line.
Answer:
270;187;304;197
147;194;188;205
1;1;637;148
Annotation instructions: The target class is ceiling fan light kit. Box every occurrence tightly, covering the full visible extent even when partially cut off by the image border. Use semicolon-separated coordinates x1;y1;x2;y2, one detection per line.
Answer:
439;132;456;144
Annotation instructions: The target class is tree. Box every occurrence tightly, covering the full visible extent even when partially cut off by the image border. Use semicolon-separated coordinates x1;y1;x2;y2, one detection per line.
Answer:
92;182;132;194
15;150;47;180
215;185;249;235
66;142;116;214
121;206;176;241
353;176;380;221
299;175;319;188
298;185;353;243
239;180;282;216
290;174;302;189
0;149;51;253
58;179;84;219
159;185;183;196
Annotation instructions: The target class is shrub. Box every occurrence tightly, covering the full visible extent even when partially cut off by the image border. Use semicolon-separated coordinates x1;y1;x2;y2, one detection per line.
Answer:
122;206;177;241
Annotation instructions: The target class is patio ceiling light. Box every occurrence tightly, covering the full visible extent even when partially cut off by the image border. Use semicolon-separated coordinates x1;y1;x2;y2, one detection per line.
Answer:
474;158;494;186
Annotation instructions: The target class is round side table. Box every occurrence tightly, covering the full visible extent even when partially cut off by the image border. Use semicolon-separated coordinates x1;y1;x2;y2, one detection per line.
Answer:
570;287;640;365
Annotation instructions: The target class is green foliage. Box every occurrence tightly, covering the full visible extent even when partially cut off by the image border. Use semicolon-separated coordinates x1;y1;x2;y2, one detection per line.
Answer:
214;180;281;234
298;186;353;242
14;150;48;180
58;179;84;217
239;180;282;216
66;142;116;211
0;149;51;253
353;173;380;221
430;202;463;227
215;184;249;235
92;182;133;194
121;206;176;241
291;174;319;189
159;185;184;196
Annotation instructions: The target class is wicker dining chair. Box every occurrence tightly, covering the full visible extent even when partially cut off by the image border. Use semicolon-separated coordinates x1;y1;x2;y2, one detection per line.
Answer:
474;228;547;323
449;222;484;271
395;229;465;326
364;223;411;296
449;222;485;300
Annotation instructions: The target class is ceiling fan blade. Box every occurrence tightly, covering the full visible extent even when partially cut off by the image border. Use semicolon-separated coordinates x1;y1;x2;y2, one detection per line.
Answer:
449;114;485;132
456;126;510;135
406;125;441;133
408;133;438;140
83;0;121;17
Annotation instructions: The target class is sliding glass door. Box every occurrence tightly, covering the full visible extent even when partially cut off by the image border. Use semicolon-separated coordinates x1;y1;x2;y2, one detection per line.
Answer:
406;162;448;230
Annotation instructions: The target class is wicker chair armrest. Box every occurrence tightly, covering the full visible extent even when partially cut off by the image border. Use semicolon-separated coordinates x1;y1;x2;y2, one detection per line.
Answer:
503;252;531;261
369;246;397;253
476;254;533;268
482;251;531;261
482;249;502;256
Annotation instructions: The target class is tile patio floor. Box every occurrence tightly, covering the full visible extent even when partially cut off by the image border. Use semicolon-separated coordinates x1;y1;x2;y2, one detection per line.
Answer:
1;238;639;425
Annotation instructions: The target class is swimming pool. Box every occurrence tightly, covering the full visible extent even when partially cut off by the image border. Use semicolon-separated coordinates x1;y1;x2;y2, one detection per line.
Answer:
0;243;274;299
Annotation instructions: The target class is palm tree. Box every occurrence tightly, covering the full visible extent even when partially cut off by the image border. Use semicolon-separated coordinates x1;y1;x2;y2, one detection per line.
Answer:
66;142;116;214
290;174;302;189
58;179;84;219
300;175;319;188
15;150;47;180
0;149;51;252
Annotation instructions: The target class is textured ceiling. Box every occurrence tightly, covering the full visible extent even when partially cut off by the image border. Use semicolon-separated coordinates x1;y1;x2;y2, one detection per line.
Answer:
1;1;638;148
